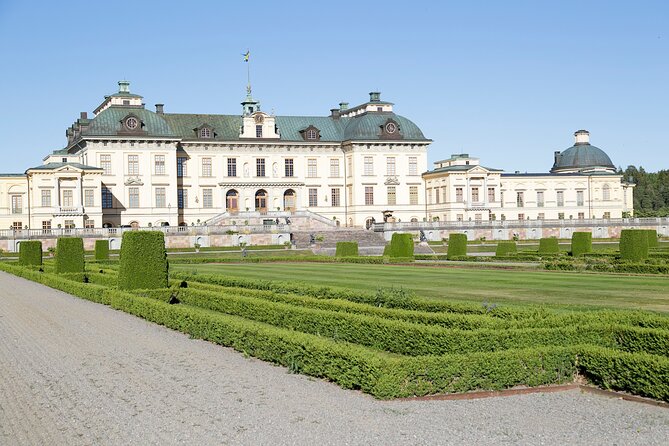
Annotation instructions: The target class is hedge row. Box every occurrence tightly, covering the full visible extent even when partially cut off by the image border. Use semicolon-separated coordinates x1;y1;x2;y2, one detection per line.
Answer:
335;242;359;257
538;237;560;254
495;241;517;257
620;229;649;261
55;237;85;273
383;233;414;258
19;240;42;266
571;232;592;257
118;231;168;290
447;234;467;259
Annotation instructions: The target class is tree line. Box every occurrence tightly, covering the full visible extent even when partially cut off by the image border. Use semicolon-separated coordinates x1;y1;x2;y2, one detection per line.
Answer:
620;166;669;217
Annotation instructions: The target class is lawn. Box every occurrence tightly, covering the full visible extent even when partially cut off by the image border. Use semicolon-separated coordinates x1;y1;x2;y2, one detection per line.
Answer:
173;262;669;312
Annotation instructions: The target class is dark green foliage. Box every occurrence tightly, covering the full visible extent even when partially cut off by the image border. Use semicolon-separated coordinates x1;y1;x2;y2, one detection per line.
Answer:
447;233;467;259
19;240;42;266
335;241;359;257
571;232;592;257
118;231;168;290
538;237;560;254
384;233;414;258
620;229;649;261
495;241;517;257
95;240;110;260
645;229;659;248
621;165;669;217
55;237;85;273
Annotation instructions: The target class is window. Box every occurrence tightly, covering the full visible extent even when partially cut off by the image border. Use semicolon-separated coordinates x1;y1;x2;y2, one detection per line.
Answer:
127;155;139;175
347;157;352;177
256;158;266;177
84;189;94;207
537;213;545;220
178;188;187;209
456;214;463;222
307;159;317;178
516;191;524;207
285;158;294;177
226;190;239;211
518;213;525;220
128;187;139;208
102;187;113;208
308;188;318;207
387;186;396;205
227;158;237;177
100;154;112;175
365;186;374;205
62;190;73;207
202;189;213;208
202;157;212;177
177;157;187;177
409;186;419;205
255;125;263;138
200;128;211;138
306;129;317;140
154;155;165;175
500;191;504;207
537;191;544;207
41;189;51;207
455;187;463;202
386;157;396;176
475;213;482;222
578;212;585;219
155;187;166;208
471;187;479;202
363;157;373;175
42;220;51;231
409;157;418;175
64;220;75;230
577;190;584;206
558;212;565;219
84;218;95;229
488;187;495;202
331;188;340;207
330;159;340;177
347;185;353;205
602;184;611;201
434;188;440;204
603;212;611;219
557;190;564;207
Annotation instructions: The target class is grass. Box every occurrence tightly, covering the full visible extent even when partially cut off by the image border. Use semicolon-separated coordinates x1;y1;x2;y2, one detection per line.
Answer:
173;262;669;313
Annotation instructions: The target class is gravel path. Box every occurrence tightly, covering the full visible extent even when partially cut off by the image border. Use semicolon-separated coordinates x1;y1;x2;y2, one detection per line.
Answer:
1;271;668;445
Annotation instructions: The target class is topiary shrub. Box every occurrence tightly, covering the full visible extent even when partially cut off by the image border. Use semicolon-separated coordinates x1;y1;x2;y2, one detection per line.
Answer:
538;237;560;254
571;232;592;257
335;241;359;257
495;241;517;257
55;237;85;273
118;231;168;290
384;233;414;258
95;239;110;260
447;233;467;259
645;229;659;248
19;240;42;266
620;229;649;261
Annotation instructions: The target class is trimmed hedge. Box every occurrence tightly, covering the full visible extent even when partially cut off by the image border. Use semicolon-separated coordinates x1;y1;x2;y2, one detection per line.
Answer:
384;233;414;258
118;231;168;290
447;233;467;259
495;241;517;257
571;232;592;257
18;240;42;266
55;237;85;273
645;229;659;248
538;237;559;254
620;229;649;261
335;241;359;257
95;239;110;260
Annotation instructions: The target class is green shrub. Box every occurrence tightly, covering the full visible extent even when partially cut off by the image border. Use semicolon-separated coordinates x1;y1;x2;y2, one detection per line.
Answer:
571;232;592;257
18;240;42;266
55;237;85;273
447;233;467;259
384;233;414;258
118;231;168;290
495;241;517;256
645;229;659;248
335;241;359;257
620;229;649;261
538;237;559;254
95;239;110;260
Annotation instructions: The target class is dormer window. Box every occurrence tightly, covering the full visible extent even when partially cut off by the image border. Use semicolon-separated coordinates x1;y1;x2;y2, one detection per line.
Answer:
380;118;402;140
307;129;317;140
123;100;130;106
300;125;321;141
125;117;138;130
256;125;263;138
200;128;211;138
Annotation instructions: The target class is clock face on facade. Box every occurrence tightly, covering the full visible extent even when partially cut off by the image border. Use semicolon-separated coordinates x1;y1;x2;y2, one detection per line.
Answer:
125;117;138;130
385;122;397;134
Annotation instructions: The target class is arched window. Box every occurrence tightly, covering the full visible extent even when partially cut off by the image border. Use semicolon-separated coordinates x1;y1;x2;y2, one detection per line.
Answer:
226;189;239;213
200;128;211;138
306;129;317;140
602;184;611;201
283;189;296;211
255;189;268;213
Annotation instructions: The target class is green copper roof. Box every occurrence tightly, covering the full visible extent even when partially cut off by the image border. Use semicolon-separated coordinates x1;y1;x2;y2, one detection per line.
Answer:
551;143;615;173
274;116;349;141
27;162;103;171
85;107;174;137
161;114;241;140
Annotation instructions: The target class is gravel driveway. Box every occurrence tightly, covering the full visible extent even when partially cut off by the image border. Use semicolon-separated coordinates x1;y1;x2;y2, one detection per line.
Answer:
1;270;668;445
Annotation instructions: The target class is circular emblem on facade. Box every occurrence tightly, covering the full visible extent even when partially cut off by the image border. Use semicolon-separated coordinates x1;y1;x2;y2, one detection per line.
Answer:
125;117;138;130
385;122;397;134
254;114;264;124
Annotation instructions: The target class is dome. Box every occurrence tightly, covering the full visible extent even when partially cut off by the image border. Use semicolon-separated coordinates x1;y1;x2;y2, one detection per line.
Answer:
550;130;615;173
343;113;427;141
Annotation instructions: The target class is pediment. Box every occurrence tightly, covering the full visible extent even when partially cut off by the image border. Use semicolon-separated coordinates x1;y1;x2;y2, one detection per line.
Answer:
124;177;144;186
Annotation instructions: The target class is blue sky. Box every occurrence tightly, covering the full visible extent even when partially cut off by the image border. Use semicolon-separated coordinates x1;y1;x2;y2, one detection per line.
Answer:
0;0;667;174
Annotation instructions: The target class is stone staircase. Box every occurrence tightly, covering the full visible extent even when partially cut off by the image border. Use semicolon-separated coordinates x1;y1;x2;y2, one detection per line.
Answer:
292;229;387;250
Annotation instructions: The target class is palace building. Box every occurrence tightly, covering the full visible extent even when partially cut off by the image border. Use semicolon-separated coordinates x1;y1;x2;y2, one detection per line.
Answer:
0;82;634;233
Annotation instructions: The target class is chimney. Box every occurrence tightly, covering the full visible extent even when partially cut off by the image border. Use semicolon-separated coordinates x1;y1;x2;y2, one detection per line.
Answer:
80;111;88;120
155;103;164;114
554;151;561;165
574;129;590;145
330;108;340;119
339;102;349;111
369;91;381;102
